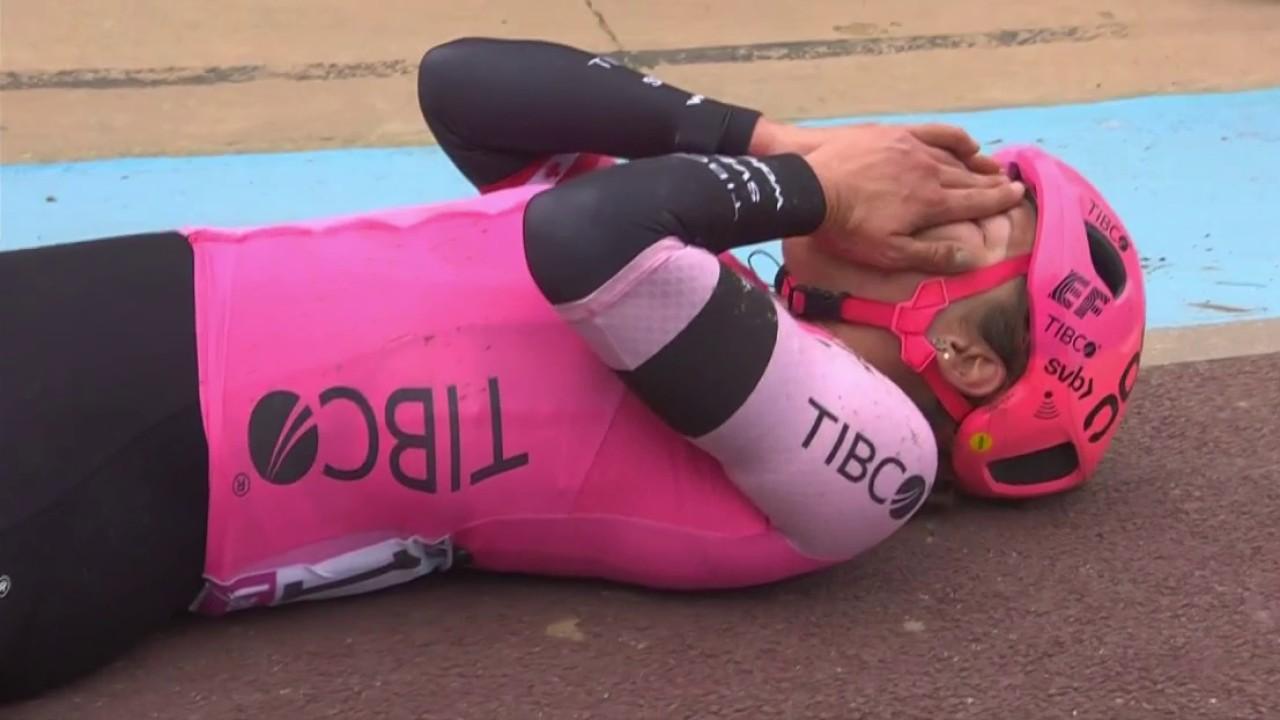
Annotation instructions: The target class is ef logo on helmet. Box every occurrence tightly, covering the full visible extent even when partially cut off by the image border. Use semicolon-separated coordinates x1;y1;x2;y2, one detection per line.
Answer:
1049;270;1111;320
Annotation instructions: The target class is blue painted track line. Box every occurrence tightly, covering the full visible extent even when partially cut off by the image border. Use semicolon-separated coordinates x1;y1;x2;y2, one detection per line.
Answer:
3;88;1278;328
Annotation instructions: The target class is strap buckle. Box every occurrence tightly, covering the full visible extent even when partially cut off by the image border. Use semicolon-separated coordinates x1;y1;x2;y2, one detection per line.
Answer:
789;284;848;320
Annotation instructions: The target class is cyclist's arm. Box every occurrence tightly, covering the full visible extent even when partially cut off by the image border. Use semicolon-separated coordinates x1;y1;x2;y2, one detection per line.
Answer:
417;37;760;191
523;153;938;561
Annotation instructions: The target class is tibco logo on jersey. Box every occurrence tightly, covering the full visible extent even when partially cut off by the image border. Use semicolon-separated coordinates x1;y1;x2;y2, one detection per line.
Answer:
802;398;930;520
245;378;529;494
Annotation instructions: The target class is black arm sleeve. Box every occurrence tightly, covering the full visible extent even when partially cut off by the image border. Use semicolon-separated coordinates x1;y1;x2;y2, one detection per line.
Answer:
524;152;825;304
417;37;762;188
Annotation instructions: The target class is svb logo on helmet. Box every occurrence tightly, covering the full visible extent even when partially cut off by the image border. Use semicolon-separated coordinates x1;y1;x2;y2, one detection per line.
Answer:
247;378;529;493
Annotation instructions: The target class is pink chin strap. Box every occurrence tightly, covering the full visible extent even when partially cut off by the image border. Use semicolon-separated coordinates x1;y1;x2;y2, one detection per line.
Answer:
777;255;1032;422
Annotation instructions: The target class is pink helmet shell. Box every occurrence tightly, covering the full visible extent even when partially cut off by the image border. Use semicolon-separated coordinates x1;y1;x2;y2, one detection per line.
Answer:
949;145;1147;498
774;145;1147;498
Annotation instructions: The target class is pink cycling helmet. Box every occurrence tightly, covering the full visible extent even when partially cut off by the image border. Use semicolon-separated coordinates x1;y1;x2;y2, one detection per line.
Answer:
778;145;1147;499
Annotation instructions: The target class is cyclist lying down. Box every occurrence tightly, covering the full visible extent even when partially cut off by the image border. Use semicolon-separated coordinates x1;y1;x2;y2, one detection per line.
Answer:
0;37;1145;701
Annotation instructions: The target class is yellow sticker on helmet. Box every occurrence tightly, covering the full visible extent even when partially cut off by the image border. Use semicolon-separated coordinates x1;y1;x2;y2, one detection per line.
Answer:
969;432;994;454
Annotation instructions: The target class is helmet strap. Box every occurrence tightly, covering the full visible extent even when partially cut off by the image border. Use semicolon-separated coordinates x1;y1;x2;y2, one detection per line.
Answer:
775;256;1032;422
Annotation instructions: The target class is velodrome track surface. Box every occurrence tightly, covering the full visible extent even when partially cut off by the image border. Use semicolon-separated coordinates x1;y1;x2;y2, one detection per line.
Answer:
3;1;1278;717
8;356;1279;719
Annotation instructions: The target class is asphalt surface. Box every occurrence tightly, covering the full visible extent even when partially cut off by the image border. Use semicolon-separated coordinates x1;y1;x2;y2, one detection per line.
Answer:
8;352;1278;720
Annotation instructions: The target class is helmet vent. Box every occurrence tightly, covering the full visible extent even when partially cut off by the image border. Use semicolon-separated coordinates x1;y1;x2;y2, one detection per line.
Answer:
988;442;1080;486
1086;223;1127;297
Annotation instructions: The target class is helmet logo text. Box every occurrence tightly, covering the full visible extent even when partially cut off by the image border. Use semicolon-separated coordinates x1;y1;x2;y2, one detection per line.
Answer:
1050;271;1110;320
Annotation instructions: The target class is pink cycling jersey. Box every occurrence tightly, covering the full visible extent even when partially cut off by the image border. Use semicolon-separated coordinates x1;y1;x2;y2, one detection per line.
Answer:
188;166;936;614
